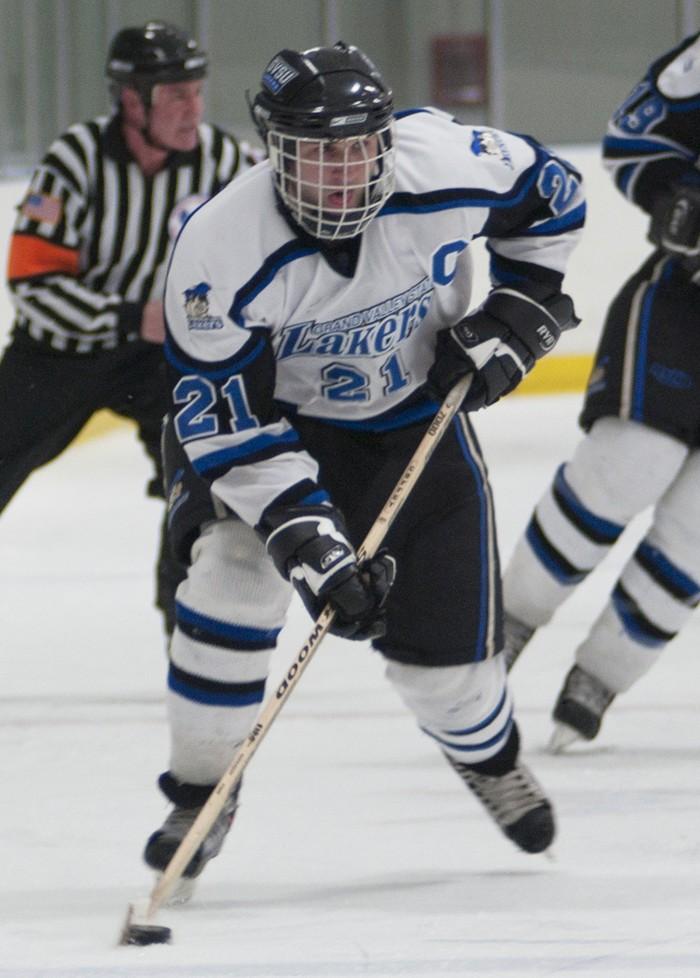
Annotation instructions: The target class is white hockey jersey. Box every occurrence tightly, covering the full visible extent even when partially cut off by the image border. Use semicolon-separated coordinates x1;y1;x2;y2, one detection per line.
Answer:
164;108;585;529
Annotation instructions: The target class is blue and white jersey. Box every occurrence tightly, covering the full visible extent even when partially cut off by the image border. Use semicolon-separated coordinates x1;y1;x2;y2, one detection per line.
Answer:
164;107;584;530
603;32;700;213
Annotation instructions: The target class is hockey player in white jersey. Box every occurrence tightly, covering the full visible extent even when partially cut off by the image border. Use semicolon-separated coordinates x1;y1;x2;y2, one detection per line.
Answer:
502;33;700;750
142;41;584;890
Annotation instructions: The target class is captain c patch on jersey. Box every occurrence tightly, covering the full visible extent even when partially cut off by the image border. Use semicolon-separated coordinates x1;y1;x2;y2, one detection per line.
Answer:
183;282;224;331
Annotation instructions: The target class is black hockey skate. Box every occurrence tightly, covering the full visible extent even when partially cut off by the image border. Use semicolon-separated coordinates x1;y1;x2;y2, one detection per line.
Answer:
549;665;616;751
444;752;555;853
144;775;241;901
501;611;536;672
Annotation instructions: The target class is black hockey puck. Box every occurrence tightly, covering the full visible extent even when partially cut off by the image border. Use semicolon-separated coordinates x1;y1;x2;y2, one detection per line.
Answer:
124;923;173;946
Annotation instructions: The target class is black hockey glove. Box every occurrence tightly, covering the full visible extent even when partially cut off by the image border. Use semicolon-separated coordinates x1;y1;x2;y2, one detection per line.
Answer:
427;285;578;411
265;505;396;641
649;182;700;279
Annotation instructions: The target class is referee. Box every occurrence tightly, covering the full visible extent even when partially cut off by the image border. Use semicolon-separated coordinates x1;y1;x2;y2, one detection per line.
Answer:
0;21;256;634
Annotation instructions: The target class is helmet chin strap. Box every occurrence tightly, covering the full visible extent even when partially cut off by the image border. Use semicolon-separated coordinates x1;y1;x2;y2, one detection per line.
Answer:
139;118;174;153
131;86;176;154
138;98;175;153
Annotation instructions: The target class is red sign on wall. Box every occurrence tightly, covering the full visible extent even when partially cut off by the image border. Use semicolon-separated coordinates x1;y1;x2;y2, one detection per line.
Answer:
431;34;488;107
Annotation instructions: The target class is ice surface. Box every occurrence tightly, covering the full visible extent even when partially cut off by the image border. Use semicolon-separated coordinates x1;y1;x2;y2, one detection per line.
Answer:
1;393;698;978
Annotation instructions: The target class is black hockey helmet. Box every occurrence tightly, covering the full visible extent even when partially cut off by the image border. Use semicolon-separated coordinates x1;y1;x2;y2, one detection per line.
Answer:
250;41;393;141
249;42;396;240
106;20;207;100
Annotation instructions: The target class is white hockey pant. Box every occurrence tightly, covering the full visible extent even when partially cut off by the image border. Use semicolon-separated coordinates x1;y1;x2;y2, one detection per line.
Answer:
166;519;292;786
385;655;513;765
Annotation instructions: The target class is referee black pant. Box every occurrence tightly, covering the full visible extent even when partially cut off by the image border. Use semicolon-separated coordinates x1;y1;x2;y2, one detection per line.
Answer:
0;329;185;631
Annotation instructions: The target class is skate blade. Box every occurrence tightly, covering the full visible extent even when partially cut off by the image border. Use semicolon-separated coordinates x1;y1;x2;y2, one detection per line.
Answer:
157;872;197;906
547;722;580;754
118;899;172;946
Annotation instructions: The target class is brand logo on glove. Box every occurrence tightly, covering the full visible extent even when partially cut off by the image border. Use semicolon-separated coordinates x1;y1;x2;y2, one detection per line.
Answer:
454;323;479;346
669;197;691;237
536;323;556;352
320;545;347;570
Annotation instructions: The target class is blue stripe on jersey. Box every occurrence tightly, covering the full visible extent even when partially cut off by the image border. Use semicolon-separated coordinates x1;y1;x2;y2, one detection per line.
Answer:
636;542;700;604
176;599;281;648
485;251;531;286
667;95;700;111
192;427;301;475
393;108;434;120
485;248;564;291
380;162;540;216
617;163;637;196
299;489;332;506
164;332;266;380
516;202;586;236
603;134;695;160
314;401;437;432
168;663;267;707
231;240;318;326
277;397;438;432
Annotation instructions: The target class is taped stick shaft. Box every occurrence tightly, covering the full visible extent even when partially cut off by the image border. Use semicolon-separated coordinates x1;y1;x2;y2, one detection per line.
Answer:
144;375;471;916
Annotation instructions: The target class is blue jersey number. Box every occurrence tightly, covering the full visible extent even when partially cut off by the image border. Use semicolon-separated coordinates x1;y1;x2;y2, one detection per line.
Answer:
321;363;370;402
321;352;410;402
173;375;258;442
380;351;410;395
612;81;665;134
537;160;579;215
173;376;218;442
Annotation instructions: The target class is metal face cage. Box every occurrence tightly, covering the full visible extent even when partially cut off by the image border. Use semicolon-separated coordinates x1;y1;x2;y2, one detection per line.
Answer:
267;120;395;240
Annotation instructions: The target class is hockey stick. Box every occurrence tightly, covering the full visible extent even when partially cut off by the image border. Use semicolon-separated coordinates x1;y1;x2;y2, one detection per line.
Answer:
119;373;471;945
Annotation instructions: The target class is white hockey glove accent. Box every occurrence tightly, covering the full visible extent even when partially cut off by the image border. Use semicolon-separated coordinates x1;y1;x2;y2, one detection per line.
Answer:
649;183;700;280
427;285;578;411
265;506;396;641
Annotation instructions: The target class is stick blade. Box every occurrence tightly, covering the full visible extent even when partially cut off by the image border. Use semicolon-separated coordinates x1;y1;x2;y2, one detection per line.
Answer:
118;902;172;946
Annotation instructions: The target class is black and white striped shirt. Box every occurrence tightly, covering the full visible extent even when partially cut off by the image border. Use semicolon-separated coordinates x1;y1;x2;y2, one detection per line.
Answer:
8;114;253;354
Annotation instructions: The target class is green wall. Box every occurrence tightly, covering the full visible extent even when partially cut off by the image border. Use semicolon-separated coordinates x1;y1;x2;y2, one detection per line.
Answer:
0;0;697;173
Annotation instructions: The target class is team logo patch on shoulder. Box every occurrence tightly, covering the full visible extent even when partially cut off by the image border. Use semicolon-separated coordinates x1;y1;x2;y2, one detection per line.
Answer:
470;129;513;168
21;192;63;225
183;282;224;331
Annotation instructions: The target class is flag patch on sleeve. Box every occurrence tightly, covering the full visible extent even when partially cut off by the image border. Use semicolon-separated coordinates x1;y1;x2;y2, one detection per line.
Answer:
21;192;63;225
